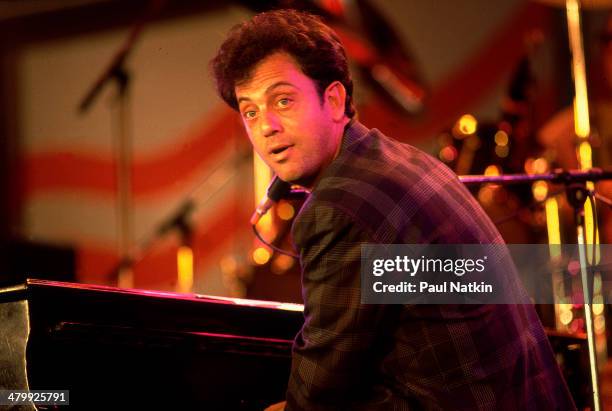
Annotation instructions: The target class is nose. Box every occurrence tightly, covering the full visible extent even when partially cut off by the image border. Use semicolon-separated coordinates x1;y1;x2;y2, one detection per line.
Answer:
260;109;281;137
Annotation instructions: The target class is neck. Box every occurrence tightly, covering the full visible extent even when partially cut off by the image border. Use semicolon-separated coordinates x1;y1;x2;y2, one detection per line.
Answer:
299;116;351;191
332;117;351;158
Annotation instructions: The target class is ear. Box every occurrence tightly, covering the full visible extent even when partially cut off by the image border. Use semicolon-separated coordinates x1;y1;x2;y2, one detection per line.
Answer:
324;81;347;122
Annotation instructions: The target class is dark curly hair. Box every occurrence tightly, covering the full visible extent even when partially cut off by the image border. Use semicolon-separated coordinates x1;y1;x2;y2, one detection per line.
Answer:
210;9;355;118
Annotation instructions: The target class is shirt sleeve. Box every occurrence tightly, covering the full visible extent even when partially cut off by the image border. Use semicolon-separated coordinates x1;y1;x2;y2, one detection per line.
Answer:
286;202;395;411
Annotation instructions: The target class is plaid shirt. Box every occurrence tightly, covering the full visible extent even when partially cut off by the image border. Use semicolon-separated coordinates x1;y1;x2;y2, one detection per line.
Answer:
286;120;576;410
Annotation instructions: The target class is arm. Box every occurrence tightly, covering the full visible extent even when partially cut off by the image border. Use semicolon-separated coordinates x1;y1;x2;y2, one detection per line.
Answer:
286;202;392;410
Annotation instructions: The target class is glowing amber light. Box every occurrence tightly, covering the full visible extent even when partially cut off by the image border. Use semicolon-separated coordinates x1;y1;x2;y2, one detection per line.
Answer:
584;195;600;265
532;181;548;202
533;158;548;174
494;130;509;146
177;245;194;293
478;186;494;206
271;253;295;275
439;146;457;162
277;202;295;220
524;158;534;174
578;141;592;170
566;0;590;140
573;95;590;139
253;247;271;265
545;197;561;245
584;197;598;246
458;114;477;135
484;165;500;176
593;296;604;316
257;213;273;231
495;145;509;158
560;310;573;325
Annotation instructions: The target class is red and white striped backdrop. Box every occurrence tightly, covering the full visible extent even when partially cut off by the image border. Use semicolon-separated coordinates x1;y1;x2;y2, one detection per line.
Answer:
13;1;562;293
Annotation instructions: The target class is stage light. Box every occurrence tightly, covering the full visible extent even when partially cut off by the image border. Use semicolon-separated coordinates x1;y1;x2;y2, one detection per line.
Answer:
495;145;509;158
439;146;457;162
271;253;295;275
524;158;534;174
177;245;194;293
560;310;573;326
545;197;561;245
593;295;604;316
277;202;295;220
484;165;500;176
478;186;494;206
457;114;477;135
532;181;548;202
533;158;549;174
584;194;600;265
253;247;271;265
494;130;509;146
578;141;592;170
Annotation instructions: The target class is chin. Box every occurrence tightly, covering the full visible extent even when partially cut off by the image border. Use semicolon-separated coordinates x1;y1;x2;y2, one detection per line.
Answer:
276;171;300;184
271;164;297;182
274;165;316;187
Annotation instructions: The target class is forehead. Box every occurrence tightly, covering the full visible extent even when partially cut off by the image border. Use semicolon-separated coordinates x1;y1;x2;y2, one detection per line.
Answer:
235;52;313;100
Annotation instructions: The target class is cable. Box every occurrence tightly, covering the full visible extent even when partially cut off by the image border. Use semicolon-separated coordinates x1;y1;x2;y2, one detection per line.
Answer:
252;225;299;259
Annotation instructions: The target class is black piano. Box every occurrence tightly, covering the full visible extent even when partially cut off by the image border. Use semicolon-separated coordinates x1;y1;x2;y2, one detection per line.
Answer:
0;279;590;410
0;279;304;410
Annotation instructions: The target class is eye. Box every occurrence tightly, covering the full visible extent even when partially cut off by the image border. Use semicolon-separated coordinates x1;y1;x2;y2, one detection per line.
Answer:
243;110;258;120
277;98;292;109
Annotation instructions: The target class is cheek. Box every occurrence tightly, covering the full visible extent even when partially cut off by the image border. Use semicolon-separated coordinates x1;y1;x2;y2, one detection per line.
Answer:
307;106;327;125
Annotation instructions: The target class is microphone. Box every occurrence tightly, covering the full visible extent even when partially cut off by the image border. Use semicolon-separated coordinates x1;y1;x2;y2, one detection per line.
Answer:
250;175;291;225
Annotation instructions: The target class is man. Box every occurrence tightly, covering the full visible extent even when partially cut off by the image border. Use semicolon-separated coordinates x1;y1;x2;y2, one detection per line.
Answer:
211;9;576;411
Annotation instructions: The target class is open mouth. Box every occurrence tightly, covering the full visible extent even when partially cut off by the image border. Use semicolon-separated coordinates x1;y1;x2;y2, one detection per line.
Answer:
272;147;287;154
270;145;292;155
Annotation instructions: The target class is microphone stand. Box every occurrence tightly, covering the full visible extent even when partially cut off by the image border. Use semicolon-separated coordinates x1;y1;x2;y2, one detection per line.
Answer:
80;48;134;287
105;200;195;286
460;168;612;411
459;168;612;186
104;146;253;287
77;0;165;287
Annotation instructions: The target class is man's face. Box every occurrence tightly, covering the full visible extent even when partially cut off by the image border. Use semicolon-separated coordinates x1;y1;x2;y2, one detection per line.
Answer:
235;52;343;186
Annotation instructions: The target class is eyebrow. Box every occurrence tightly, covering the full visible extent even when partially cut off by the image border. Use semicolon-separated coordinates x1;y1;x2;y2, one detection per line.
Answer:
237;81;298;104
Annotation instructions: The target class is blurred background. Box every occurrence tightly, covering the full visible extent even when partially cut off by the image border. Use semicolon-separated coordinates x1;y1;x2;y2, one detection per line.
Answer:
2;0;612;405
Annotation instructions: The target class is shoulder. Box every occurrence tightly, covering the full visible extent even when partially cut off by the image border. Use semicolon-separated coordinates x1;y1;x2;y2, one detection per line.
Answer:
294;123;503;244
322;125;459;202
